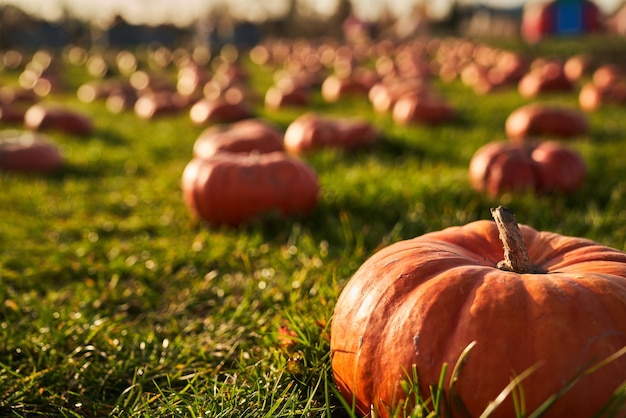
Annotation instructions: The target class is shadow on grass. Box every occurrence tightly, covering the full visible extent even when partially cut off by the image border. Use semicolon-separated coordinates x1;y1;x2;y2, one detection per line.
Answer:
41;161;110;180
366;134;428;162
230;186;489;260
301;131;471;174
184;189;416;256
95;127;130;146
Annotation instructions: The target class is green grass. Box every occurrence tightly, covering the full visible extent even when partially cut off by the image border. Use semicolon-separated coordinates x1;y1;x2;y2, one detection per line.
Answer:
1;34;626;416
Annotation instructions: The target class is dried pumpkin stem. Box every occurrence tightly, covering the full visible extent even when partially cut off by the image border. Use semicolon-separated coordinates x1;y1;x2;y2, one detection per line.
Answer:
490;206;533;273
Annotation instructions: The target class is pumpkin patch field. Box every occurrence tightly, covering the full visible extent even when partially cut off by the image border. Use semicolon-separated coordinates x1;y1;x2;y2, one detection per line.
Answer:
1;34;626;416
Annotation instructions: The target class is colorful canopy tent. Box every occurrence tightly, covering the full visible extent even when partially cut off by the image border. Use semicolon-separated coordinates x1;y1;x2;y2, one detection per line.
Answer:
522;0;603;42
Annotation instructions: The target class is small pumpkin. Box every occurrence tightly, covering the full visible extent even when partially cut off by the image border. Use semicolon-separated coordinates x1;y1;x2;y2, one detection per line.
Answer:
19;57;64;97
24;104;94;136
563;54;592;82
391;92;455;126
128;70;173;93
181;151;319;226
264;85;310;110
320;73;372;103
134;91;188;119
368;78;428;114
105;85;139;114
0;130;64;173
518;60;572;98
579;81;626;112
331;206;626;418
0;86;38;105
283;112;378;154
77;79;123;103
176;61;210;97
489;50;527;85
505;103;588;140
592;64;622;89
189;97;252;126
469;51;528;94
469;140;586;197
460;62;489;89
193;119;284;159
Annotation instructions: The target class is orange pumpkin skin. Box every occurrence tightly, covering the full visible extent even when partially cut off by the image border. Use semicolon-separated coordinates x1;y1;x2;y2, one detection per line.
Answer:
193;119;284;159
505;104;588;140
331;220;626;418
181;152;319;226
530;141;587;193
469;141;536;197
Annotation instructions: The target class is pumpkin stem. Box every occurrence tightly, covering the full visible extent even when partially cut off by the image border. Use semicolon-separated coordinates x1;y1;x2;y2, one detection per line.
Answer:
490;206;534;273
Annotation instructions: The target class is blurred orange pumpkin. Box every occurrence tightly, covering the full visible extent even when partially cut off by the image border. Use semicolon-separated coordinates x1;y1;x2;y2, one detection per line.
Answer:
24;104;94;136
181;152;319;226
193;119;284;158
505;103;588;140
469;140;586;197
0;130;64;173
283;113;378;154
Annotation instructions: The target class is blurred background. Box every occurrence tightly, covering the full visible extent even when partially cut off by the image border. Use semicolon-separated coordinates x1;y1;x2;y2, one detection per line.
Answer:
1;0;626;51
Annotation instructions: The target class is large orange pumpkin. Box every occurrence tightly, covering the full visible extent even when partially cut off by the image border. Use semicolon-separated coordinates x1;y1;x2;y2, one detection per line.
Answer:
331;207;626;418
181;151;319;226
